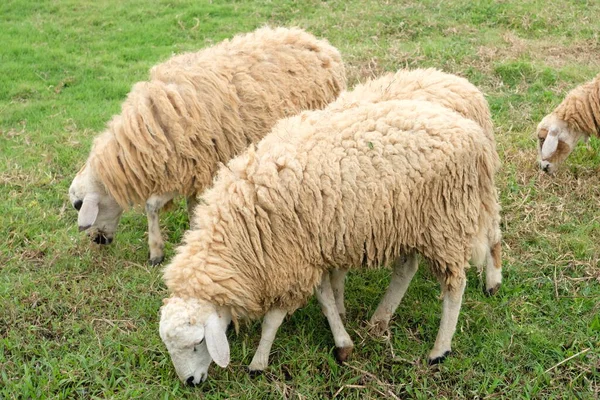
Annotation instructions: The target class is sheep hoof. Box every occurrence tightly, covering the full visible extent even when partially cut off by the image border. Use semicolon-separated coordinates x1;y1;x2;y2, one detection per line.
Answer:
334;346;353;363
428;351;451;366
148;255;164;266
248;368;264;378
92;234;112;245
485;283;501;297
369;319;389;336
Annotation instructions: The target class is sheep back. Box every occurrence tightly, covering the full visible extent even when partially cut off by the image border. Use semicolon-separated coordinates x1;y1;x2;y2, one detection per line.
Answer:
553;73;600;137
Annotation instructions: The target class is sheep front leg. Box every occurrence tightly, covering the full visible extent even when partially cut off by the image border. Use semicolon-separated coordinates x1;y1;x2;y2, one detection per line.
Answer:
428;274;467;365
248;308;287;373
145;193;175;266
485;242;502;296
330;268;348;321
370;252;418;335
315;273;354;363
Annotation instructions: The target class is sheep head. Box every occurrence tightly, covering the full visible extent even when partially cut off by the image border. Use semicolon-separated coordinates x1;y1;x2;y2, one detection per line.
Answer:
159;296;231;386
69;163;123;244
536;114;586;174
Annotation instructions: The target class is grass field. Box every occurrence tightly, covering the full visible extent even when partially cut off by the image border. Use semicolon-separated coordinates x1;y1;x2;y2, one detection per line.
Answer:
1;0;599;398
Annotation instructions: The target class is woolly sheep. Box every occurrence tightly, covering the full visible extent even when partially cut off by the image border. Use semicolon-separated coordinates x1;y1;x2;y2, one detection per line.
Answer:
159;98;501;385
322;68;502;323
537;73;600;174
68;26;346;264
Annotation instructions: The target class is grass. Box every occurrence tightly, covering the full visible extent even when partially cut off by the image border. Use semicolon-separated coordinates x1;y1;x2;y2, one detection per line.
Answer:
1;0;599;398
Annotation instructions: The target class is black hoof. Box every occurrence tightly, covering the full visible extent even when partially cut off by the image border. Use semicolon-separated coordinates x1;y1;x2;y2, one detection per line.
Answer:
485;283;501;297
428;351;451;366
148;255;164;266
186;376;197;387
248;369;263;378
92;234;112;245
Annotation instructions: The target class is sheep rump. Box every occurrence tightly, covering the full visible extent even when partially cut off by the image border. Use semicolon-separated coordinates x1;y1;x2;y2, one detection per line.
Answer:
163;99;500;320
90;26;347;208
319;68;501;316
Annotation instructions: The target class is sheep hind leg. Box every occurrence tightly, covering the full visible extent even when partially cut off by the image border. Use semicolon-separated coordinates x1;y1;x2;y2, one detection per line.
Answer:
485;242;502;296
186;194;199;230
315;273;354;363
369;252;418;336
145;193;175;266
428;274;467;365
248;308;287;373
330;268;348;321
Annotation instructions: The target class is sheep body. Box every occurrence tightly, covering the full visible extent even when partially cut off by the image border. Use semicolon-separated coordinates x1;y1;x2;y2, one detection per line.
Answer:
537;73;600;173
68;27;346;263
161;98;501;382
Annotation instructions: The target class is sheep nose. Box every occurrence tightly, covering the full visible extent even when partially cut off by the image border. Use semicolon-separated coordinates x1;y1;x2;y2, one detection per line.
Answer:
542;164;550;173
73;200;83;211
186;376;196;387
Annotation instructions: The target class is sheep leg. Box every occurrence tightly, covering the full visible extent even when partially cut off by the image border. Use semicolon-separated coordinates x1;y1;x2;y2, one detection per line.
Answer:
248;308;287;372
145;193;175;266
330;268;348;321
315;273;354;363
485;242;502;296
369;252;418;335
186;194;199;230
428;275;467;365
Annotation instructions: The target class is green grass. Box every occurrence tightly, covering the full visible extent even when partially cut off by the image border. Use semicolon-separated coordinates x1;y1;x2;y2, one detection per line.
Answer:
2;0;600;398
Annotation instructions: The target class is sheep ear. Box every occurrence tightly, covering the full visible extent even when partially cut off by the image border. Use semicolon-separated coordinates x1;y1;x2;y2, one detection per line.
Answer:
541;128;559;160
78;193;100;231
205;313;230;368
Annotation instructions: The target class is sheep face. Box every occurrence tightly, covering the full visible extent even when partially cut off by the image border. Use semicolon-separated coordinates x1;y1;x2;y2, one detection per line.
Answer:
159;297;231;386
537;114;585;174
69;164;123;244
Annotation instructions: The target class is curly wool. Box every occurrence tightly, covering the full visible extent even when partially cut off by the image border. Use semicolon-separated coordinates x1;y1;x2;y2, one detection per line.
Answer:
163;99;499;321
335;68;494;142
88;26;346;208
553;73;600;136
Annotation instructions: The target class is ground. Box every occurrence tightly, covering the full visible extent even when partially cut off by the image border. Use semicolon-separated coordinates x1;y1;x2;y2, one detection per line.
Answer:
1;0;599;398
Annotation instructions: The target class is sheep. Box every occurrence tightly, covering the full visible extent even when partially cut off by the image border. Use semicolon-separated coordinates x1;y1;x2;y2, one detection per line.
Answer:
68;26;346;264
159;98;502;385
321;68;501;323
537;73;600;174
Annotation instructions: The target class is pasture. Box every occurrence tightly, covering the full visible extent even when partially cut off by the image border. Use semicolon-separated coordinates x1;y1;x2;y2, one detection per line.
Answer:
1;0;599;398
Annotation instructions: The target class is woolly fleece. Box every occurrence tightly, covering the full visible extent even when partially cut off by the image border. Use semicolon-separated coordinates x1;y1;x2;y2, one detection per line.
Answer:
163;99;500;322
83;26;346;208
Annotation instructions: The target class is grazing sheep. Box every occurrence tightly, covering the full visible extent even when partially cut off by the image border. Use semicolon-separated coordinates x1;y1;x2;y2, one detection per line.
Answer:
323;68;501;322
537;73;600;174
68;26;346;264
159;99;501;385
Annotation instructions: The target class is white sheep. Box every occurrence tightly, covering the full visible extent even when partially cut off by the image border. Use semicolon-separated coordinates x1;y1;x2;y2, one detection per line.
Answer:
537;73;600;174
159;98;501;385
68;26;346;264
321;68;502;325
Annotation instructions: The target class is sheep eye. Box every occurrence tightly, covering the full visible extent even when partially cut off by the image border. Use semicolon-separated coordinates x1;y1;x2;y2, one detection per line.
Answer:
539;137;545;146
73;200;83;211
